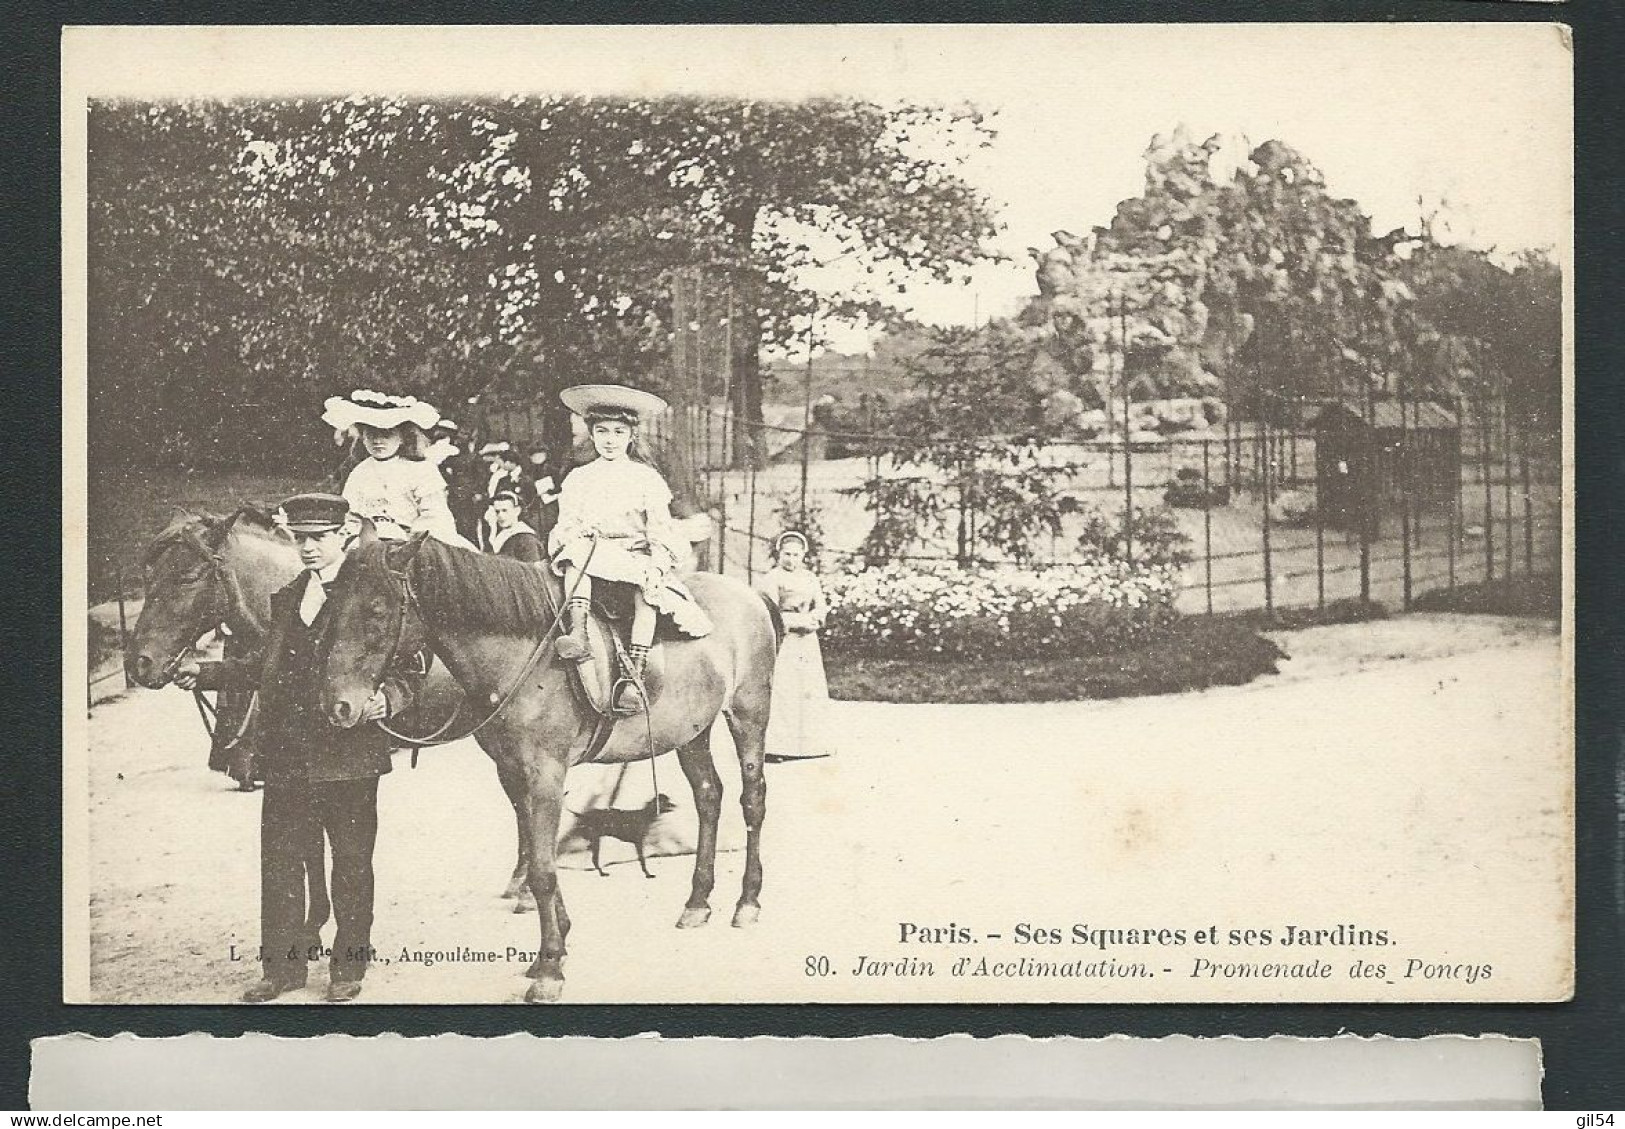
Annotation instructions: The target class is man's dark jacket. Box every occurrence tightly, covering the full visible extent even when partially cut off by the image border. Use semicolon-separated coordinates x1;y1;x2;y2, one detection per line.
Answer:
197;572;421;785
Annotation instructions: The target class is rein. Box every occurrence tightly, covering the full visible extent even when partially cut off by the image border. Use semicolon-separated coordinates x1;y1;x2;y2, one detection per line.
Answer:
371;540;591;749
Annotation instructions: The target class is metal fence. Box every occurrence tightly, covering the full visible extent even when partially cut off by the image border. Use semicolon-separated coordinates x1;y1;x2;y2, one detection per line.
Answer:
685;400;1561;618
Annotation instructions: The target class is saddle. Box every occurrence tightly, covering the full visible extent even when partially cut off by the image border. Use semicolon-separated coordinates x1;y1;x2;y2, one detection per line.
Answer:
564;585;664;722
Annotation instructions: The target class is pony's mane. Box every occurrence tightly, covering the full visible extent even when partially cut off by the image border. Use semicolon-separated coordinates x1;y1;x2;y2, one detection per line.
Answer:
229;504;283;534
387;537;561;633
143;510;221;566
144;504;289;568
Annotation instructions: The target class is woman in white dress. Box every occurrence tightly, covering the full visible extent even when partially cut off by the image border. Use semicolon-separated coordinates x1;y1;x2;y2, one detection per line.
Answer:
321;390;476;550
755;531;837;761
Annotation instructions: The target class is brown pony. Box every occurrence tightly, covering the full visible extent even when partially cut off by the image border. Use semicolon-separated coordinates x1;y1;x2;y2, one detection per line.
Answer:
126;506;329;943
318;532;780;1003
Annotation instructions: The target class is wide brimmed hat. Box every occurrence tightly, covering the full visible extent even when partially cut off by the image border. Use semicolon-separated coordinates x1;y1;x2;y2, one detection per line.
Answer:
274;493;351;534
321;389;441;433
560;384;668;425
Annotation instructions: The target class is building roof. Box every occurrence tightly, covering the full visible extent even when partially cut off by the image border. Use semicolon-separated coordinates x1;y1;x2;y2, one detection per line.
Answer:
1311;400;1459;431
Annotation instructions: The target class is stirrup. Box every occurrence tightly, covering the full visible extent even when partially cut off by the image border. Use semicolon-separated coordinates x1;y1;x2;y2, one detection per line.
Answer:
610;677;646;717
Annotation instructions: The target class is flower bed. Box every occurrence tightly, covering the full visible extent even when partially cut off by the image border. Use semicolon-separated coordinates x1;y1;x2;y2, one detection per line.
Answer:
823;560;1179;660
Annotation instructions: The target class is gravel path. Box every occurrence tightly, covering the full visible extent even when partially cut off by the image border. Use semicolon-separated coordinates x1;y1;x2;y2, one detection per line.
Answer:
74;614;1567;1004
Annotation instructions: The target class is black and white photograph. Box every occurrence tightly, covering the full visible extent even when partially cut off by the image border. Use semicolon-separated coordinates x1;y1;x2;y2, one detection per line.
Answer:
65;23;1572;1005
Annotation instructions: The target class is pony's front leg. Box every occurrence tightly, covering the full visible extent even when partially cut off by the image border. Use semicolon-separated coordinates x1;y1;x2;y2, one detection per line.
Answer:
494;762;534;912
520;757;570;1003
675;728;723;929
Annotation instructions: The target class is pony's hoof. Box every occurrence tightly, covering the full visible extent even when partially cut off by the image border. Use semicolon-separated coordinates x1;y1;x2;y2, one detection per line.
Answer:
525;978;564;1004
512;896;537;915
676;906;711;929
731;904;761;928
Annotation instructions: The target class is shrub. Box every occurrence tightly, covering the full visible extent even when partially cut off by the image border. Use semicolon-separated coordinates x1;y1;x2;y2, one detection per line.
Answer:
1165;467;1230;509
823;560;1179;660
1074;505;1195;569
1268;489;1317;527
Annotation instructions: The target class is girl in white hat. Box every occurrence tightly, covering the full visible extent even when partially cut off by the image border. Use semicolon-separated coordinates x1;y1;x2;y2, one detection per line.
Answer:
322;390;475;550
549;384;712;713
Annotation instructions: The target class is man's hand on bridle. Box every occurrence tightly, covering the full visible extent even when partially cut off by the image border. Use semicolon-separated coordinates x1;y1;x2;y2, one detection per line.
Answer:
359;689;389;722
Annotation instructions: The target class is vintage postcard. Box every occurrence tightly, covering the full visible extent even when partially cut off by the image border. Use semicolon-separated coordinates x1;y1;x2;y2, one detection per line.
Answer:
63;23;1573;1005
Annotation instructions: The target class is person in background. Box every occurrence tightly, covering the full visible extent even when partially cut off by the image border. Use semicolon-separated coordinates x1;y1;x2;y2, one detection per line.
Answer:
754;530;838;761
175;493;425;1003
424;417;461;468
486;490;545;563
479;443;533;549
441;425;489;544
527;448;562;541
323;389;475;550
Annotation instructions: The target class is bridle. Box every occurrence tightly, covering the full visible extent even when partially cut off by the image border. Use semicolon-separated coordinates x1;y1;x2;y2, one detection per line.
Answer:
367;541;585;749
147;523;259;748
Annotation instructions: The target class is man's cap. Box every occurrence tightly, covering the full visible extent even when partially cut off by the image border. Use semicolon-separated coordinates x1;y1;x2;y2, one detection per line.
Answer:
480;441;513;456
274;493;351;533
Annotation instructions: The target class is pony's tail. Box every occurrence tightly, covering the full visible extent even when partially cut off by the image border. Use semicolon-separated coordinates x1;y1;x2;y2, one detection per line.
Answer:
760;592;786;651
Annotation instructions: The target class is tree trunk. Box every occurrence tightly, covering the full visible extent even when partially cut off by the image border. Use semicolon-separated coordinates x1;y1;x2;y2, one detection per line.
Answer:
725;204;768;468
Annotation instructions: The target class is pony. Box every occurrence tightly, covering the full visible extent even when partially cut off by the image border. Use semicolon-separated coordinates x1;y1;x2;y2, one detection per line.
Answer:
126;506;330;945
125;510;547;905
318;532;781;1002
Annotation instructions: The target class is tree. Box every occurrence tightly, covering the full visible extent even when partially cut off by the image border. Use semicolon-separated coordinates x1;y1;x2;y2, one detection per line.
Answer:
850;323;1065;567
89;95;1003;481
1403;244;1561;432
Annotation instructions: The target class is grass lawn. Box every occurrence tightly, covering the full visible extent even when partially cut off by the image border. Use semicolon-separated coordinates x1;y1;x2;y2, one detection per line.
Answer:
89;465;328;604
827;618;1286;704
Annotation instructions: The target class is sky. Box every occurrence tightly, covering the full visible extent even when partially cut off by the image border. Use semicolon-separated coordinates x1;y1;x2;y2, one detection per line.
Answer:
64;23;1573;352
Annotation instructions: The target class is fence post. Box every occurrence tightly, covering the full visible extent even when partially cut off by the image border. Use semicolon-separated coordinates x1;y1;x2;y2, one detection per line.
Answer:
1480;400;1495;581
1521;437;1534;576
1314;428;1325;612
1123;412;1134;568
1203;439;1214;616
116;564;132;690
1499;394;1513;579
1399;394;1412;611
1359;389;1373;608
1447;410;1458;595
1261;417;1274;619
745;432;759;583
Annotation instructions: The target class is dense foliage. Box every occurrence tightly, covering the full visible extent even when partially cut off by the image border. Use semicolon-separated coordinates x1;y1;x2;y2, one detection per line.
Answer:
89;96;1000;472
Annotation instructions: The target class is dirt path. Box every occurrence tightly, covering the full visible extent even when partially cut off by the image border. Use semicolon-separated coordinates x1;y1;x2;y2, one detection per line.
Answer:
76;614;1566;1004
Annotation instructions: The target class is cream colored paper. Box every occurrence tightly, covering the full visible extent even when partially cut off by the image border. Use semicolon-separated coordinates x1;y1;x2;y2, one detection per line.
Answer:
63;23;1573;1006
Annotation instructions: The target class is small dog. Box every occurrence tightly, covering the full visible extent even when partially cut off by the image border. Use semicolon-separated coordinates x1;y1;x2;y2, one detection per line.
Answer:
568;793;679;878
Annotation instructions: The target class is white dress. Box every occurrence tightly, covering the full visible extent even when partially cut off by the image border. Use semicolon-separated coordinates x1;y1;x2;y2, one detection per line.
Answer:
341;455;476;550
756;565;838;760
548;457;711;637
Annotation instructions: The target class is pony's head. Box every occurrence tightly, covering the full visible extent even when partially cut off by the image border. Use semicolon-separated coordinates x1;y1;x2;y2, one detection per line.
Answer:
127;512;232;688
321;532;433;729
